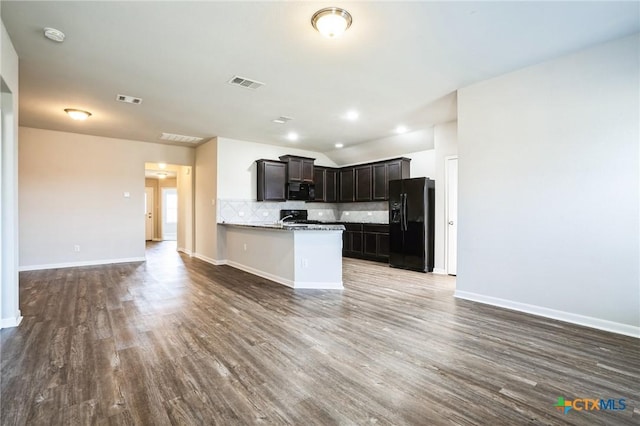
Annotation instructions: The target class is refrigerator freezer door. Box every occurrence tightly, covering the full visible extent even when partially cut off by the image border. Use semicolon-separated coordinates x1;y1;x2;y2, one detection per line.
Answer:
388;179;404;268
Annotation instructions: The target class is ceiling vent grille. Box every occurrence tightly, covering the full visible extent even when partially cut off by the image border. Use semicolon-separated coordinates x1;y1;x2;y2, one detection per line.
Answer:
116;94;143;104
273;116;293;124
228;75;265;90
160;133;203;144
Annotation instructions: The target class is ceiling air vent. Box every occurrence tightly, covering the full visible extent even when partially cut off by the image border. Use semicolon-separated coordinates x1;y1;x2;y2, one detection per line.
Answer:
160;133;203;144
116;94;143;104
228;75;265;90
273;116;293;124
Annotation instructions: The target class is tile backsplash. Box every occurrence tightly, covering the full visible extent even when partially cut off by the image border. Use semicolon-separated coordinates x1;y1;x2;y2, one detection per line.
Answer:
217;199;388;224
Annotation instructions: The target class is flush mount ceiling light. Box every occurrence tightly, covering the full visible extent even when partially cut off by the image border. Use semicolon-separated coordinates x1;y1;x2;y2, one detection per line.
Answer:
344;110;359;121
64;108;91;121
286;131;299;142
44;27;65;42
395;125;408;134
311;7;352;38
335;143;344;148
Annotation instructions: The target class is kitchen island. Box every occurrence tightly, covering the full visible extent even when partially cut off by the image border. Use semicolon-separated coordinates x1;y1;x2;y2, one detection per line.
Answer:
218;222;345;289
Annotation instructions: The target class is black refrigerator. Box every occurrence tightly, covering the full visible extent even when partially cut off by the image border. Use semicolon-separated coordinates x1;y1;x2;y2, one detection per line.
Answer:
389;177;435;272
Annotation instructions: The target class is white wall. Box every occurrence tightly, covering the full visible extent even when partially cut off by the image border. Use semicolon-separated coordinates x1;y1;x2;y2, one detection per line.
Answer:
456;34;639;336
434;121;458;273
216;137;337;200
326;129;435;166
0;18;20;328
194;138;219;263
19;127;194;269
177;165;194;254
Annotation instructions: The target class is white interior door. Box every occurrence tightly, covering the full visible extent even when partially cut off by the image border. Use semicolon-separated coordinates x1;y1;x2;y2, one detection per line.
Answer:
145;187;154;241
446;156;458;275
162;188;177;241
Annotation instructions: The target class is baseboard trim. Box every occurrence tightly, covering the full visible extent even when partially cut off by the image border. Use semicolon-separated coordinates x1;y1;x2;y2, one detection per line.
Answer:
19;257;146;272
192;253;226;266
152;238;162;242
226;260;295;288
177;247;193;256
225;260;343;290
0;313;23;329
454;290;640;338
432;268;447;275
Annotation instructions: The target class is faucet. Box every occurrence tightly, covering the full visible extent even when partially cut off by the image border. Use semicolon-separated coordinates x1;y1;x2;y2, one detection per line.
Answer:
279;214;294;225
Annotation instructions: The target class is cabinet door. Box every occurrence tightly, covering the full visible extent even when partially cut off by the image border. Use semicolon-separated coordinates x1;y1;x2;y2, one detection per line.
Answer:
288;158;303;182
351;231;363;253
339;168;355;202
378;233;390;258
313;168;325;201
355;165;372;201
364;233;377;256
302;160;315;183
257;160;286;201
372;163;387;200
325;169;338;203
387;160;402;183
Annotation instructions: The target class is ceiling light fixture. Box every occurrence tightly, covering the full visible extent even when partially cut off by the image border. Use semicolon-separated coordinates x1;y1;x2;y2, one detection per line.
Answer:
335;143;344;148
287;132;299;142
311;7;352;38
158;163;167;169
44;27;65;43
157;172;168;179
395;125;408;134
345;110;359;121
64;108;92;121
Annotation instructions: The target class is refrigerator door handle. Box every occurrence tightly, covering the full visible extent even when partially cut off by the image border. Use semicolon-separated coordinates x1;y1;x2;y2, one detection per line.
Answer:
402;193;408;231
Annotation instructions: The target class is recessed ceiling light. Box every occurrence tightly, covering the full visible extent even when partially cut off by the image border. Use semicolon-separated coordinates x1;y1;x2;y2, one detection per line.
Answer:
344;110;359;121
395;125;408;134
64;108;91;120
335;143;344;148
311;7;353;38
158;163;167;169
286;132;299;142
44;27;65;43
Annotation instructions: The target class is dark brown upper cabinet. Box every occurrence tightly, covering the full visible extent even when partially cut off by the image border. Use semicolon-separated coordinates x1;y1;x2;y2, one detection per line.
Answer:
355;165;372;201
256;160;287;201
279;155;315;183
313;167;339;203
372;158;411;200
339;168;355;202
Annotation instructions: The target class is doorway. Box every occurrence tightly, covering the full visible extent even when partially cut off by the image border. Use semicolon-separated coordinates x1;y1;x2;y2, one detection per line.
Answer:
144;162;193;256
145;187;154;241
161;188;177;241
445;156;458;276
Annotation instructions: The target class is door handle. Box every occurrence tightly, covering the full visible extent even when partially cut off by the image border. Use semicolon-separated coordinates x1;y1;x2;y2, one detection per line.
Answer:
448;221;454;225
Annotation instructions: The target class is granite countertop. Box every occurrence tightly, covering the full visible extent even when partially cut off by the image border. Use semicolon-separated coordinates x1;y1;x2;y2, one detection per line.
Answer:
219;222;345;231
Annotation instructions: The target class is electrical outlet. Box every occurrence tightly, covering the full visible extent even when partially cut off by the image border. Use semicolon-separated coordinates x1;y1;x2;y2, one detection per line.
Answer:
301;258;309;268
239;211;245;217
73;245;80;252
243;243;247;251
367;212;373;216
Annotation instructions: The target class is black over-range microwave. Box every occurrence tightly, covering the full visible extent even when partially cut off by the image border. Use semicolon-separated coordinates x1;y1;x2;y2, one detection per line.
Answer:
287;182;315;201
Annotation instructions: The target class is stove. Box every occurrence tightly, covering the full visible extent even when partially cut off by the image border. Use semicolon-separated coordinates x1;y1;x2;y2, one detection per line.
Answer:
279;209;323;224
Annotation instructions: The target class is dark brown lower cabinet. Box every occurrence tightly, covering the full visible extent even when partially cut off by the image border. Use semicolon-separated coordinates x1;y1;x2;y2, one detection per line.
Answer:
341;223;389;263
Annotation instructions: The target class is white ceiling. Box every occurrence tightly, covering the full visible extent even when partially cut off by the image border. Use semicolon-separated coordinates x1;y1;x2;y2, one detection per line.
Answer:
3;1;639;154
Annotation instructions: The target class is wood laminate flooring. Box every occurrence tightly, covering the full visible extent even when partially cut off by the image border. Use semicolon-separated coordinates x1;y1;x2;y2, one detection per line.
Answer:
1;242;638;425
